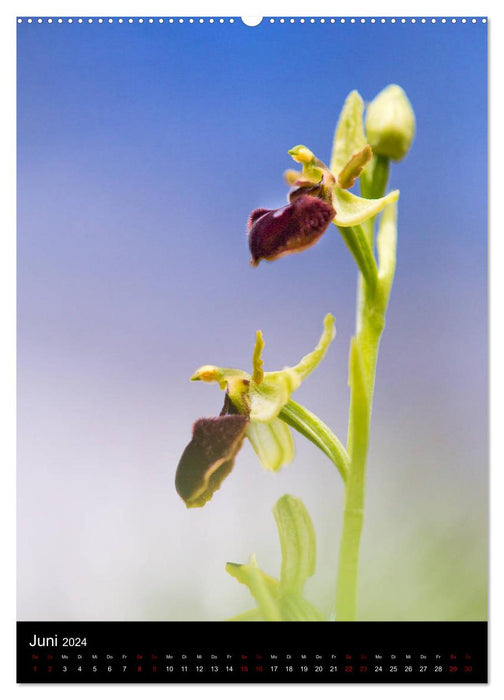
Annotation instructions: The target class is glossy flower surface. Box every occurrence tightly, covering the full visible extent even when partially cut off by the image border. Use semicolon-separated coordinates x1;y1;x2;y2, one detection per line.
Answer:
248;195;335;266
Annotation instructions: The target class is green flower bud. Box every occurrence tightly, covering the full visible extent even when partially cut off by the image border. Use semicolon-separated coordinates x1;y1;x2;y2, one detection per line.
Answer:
365;85;415;161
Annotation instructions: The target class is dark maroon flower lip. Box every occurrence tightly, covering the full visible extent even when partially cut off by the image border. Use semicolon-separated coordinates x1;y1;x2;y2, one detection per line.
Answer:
248;195;335;266
175;414;249;508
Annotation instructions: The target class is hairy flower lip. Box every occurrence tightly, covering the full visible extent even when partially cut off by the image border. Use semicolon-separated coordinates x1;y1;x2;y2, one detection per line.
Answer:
175;414;249;508
248;195;335;266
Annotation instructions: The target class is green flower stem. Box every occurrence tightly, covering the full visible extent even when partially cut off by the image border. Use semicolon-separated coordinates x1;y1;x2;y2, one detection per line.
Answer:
335;160;396;621
335;305;382;620
279;400;350;482
359;154;390;201
337;224;378;293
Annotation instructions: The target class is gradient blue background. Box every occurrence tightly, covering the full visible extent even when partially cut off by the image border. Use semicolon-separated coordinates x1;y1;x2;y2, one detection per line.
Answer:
17;18;487;621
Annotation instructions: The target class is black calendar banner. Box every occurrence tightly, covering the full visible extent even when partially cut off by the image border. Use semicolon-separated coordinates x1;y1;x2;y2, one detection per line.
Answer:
17;621;487;683
17;15;488;686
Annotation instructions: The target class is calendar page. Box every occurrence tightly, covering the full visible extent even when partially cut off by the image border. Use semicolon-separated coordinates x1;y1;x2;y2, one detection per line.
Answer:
16;13;488;683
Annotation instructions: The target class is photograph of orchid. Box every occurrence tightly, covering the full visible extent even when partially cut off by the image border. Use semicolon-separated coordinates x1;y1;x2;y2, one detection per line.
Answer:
175;86;415;621
18;19;487;625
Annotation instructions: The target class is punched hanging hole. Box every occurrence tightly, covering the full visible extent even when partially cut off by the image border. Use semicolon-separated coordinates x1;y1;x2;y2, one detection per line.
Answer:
241;17;263;27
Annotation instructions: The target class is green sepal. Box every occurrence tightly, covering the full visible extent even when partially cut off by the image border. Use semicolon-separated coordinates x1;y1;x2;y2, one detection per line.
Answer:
273;494;317;595
246;418;295;471
330;90;368;176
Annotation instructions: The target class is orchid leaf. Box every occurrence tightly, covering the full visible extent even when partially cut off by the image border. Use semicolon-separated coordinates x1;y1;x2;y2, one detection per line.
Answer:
273;494;317;595
225;560;280;597
226;608;263;621
278;594;325;621
225;556;282;621
226;496;322;621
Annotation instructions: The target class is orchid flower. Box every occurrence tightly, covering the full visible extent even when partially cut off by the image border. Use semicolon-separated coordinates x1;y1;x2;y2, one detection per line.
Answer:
175;314;342;508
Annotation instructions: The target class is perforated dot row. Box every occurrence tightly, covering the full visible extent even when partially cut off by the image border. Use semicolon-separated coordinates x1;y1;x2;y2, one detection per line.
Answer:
17;17;488;25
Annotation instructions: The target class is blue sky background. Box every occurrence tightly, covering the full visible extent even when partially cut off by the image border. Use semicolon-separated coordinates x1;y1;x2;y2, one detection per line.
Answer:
17;18;487;621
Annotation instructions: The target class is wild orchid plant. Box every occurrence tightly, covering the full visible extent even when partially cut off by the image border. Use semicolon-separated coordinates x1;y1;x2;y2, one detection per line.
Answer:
176;85;415;621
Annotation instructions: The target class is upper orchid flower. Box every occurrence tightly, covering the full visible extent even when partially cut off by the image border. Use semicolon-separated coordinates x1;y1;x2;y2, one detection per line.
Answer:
175;314;336;508
248;90;400;267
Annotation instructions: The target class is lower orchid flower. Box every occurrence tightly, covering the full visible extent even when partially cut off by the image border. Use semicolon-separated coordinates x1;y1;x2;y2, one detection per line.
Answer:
175;314;336;507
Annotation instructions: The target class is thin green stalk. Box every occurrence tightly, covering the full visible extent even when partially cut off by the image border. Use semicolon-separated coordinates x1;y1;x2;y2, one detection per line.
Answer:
335;162;396;621
335;307;383;620
338;224;378;293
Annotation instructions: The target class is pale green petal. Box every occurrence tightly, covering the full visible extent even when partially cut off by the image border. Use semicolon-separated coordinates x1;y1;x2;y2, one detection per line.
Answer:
330;90;367;175
246;418;295;471
333;187;399;227
251;330;265;383
290;313;335;381
273;494;317;595
337;144;372;189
